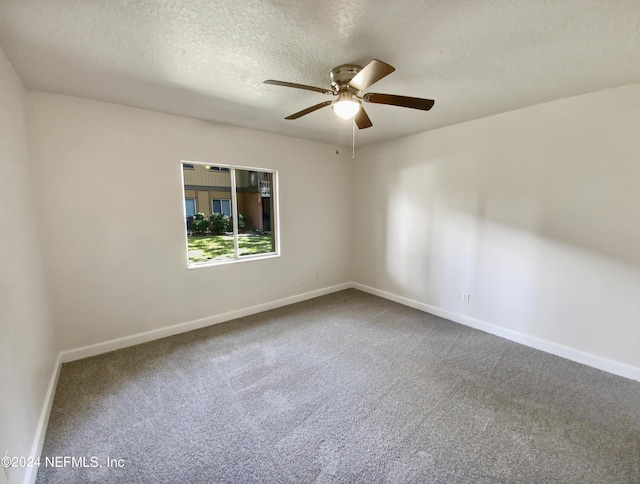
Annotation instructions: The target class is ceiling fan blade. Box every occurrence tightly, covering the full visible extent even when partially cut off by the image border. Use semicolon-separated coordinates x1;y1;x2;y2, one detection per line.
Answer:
285;101;333;120
348;60;395;92
264;80;334;95
363;93;435;111
354;106;373;129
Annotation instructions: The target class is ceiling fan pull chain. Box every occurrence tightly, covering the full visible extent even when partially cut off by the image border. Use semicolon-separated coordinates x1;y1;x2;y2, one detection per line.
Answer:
352;119;356;159
335;117;342;155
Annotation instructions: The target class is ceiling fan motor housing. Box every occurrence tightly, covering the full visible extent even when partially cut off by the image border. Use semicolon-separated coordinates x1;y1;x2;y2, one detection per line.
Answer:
330;64;362;92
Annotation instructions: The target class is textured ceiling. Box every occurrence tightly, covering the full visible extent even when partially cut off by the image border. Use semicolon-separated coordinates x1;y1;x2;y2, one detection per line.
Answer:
1;0;640;147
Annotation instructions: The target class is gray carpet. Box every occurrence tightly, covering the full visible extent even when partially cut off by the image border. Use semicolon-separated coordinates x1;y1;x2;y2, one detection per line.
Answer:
37;289;640;483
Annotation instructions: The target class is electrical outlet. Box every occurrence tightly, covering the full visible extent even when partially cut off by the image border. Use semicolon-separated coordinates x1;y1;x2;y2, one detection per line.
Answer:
463;293;471;303
301;275;308;284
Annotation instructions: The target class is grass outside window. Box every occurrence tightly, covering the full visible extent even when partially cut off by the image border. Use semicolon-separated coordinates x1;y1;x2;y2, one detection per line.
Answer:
188;234;274;263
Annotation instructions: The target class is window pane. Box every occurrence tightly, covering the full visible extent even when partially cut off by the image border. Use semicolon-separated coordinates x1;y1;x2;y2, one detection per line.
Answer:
235;169;276;257
185;199;196;217
186;164;234;263
221;199;231;217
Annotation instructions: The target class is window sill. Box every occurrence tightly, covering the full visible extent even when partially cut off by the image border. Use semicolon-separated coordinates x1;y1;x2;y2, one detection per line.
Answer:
187;252;280;269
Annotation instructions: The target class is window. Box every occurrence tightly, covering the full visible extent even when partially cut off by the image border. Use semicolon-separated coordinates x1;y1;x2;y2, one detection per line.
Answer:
181;162;278;266
212;199;232;217
184;198;196;217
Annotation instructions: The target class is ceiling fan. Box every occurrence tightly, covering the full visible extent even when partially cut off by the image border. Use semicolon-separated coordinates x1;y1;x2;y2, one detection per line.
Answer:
264;59;434;129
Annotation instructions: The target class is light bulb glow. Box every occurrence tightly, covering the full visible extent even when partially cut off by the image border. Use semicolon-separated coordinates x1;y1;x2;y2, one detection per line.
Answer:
333;99;361;120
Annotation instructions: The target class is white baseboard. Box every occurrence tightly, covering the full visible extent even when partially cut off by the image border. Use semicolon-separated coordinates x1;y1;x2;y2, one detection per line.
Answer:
352;282;640;383
59;283;351;363
24;353;62;484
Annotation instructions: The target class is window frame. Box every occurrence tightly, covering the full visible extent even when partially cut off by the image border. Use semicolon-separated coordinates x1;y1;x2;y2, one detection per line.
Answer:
181;160;280;268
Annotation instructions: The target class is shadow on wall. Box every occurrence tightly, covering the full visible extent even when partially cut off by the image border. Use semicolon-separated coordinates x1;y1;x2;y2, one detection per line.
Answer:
355;83;640;367
375;143;640;364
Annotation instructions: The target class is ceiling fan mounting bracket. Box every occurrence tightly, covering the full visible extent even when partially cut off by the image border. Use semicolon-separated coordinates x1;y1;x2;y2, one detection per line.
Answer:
330;64;362;91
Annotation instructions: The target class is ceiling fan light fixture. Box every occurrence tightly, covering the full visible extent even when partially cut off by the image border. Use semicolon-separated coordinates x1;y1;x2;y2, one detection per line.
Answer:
332;94;361;120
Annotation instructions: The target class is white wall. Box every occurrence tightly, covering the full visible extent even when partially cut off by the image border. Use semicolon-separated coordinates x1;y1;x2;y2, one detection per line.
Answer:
0;49;56;484
353;83;640;372
26;92;353;351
